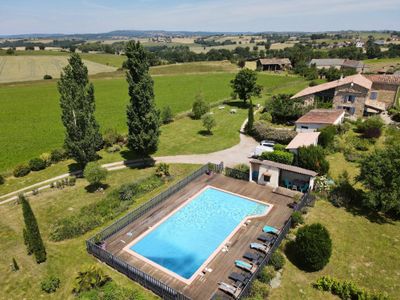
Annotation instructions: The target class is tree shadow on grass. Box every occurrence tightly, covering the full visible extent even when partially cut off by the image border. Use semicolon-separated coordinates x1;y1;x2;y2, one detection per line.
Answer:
198;130;213;136
68;162;83;176
225;100;248;109
84;183;110;193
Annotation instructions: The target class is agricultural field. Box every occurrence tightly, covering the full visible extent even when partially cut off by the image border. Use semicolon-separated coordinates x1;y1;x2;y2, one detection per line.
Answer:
0;163;198;300
0;71;308;174
150;61;238;75
364;57;400;73
0;56;117;83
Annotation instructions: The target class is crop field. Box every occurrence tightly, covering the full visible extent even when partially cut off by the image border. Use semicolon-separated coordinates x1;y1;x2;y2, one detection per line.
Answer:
0;72;306;173
0;56;117;83
150;61;238;75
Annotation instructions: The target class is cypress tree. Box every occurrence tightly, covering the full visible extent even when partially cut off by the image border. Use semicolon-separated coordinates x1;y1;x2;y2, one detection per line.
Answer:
20;195;46;263
23;228;33;255
247;99;254;133
12;258;19;271
125;41;160;155
58;53;102;167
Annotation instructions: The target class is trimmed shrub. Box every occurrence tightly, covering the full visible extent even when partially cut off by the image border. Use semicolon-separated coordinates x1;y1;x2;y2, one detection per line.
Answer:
41;276;60;293
252;122;297;144
72;266;110;295
29;158;46;171
355;116;384;138
250;280;270;298
0;174;4;185
273;143;286;151
258;265;276;284
318;125;336;148
191;93;209;119
294;223;332;271
13;164;31;177
50;149;67;163
161;106;174;124
291;211;304;228
43;74;53;80
314;276;388;300
233;163;250;173
259;112;272;123
268;251;285;270
83;162;108;187
260;150;294;165
297;145;329;175
155;163;170;178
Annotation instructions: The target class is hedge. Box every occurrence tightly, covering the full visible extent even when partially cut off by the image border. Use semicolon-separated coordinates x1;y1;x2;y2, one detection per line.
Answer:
29;158;47;171
13;164;31;177
260;150;294;165
252;122;297;144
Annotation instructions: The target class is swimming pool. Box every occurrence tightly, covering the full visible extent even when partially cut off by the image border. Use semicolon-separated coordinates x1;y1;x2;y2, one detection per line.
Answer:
126;186;270;283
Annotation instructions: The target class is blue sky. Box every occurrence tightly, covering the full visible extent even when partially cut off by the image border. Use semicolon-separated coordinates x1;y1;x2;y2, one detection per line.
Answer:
1;0;399;34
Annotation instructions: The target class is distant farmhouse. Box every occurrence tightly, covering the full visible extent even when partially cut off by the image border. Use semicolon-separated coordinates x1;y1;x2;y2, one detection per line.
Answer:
309;58;368;73
256;58;292;71
291;74;400;117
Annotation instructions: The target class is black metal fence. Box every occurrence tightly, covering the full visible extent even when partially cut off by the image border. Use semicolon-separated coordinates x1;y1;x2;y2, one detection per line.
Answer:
86;162;223;300
224;167;250;181
237;191;310;299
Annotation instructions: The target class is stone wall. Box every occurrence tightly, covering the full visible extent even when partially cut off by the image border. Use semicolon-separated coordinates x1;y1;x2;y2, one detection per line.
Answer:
332;83;369;117
371;82;398;108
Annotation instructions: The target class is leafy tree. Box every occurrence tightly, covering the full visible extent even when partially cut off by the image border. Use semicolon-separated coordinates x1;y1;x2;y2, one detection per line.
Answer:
294;223;332;271
84;162;108;187
246;99;255;133
161;105;174;124
297;145;329;175
58;54;103;167
230;68;261;103
266;94;309;124
191;93;209;119
366;39;382;59
318;125;336;148
125;41;160;155
355;116;384;138
358;145;400;216
20;194;46;263
202;113;216;133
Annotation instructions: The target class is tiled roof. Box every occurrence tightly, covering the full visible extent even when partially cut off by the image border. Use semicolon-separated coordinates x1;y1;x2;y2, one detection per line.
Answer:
286;132;321;150
309;58;345;67
295;109;345;125
365;75;400;85
291;74;372;99
258;58;291;65
365;100;386;111
342;59;365;68
250;159;318;177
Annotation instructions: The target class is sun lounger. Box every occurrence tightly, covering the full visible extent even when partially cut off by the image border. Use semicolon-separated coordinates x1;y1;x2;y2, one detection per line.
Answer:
258;234;276;245
235;260;257;273
229;272;249;287
243;252;263;264
218;282;241;298
262;225;280;235
250;242;270;253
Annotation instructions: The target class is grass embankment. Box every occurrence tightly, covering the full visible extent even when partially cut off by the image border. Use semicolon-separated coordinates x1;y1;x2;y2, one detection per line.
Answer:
0;73;307;174
0;163;198;300
269;199;400;300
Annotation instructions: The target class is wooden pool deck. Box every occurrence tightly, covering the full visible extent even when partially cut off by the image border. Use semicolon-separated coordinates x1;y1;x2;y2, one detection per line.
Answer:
104;173;296;300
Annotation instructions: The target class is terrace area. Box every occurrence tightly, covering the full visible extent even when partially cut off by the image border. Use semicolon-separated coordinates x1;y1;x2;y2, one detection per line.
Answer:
101;172;297;300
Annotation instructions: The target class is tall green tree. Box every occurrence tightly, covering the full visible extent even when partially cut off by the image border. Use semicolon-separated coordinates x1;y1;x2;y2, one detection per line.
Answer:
20;194;46;263
231;68;261;103
246;99;254;133
125;41;160;155
58;54;102;167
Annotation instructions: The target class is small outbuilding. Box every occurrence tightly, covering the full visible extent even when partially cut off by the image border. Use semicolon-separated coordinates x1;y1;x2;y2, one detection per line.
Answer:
257;58;292;71
286;132;320;154
295;109;345;132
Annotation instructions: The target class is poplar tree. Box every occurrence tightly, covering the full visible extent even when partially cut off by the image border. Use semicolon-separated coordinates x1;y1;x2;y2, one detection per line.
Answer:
20;195;46;263
58;54;102;167
125;41;160;155
247;99;254;133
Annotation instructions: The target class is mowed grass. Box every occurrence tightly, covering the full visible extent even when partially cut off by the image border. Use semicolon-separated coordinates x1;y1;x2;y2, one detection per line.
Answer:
0;73;306;173
0;163;198;300
150;61;238;75
269;200;400;300
0;56;117;83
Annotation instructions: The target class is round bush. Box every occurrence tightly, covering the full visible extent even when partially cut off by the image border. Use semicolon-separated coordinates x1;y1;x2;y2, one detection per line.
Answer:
50;149;67;163
84;162;108;186
40;275;60;293
29;157;47;171
268;251;285;270
258;265;276;284
13;164;31;177
250;280;270;298
294;223;332;271
0;174;4;185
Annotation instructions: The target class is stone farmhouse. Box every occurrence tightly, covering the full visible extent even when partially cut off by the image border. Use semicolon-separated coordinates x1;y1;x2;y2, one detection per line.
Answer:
256;58;292;71
291;74;400;117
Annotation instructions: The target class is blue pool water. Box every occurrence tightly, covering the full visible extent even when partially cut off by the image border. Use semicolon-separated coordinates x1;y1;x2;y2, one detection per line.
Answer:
130;187;269;279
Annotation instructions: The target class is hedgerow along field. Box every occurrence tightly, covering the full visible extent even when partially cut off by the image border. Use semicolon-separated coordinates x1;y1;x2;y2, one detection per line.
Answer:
0;56;117;83
0;72;308;173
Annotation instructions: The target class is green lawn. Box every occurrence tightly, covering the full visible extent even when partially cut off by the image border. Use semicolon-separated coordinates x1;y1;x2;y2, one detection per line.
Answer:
0;73;306;173
269;200;400;300
0;163;198;300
